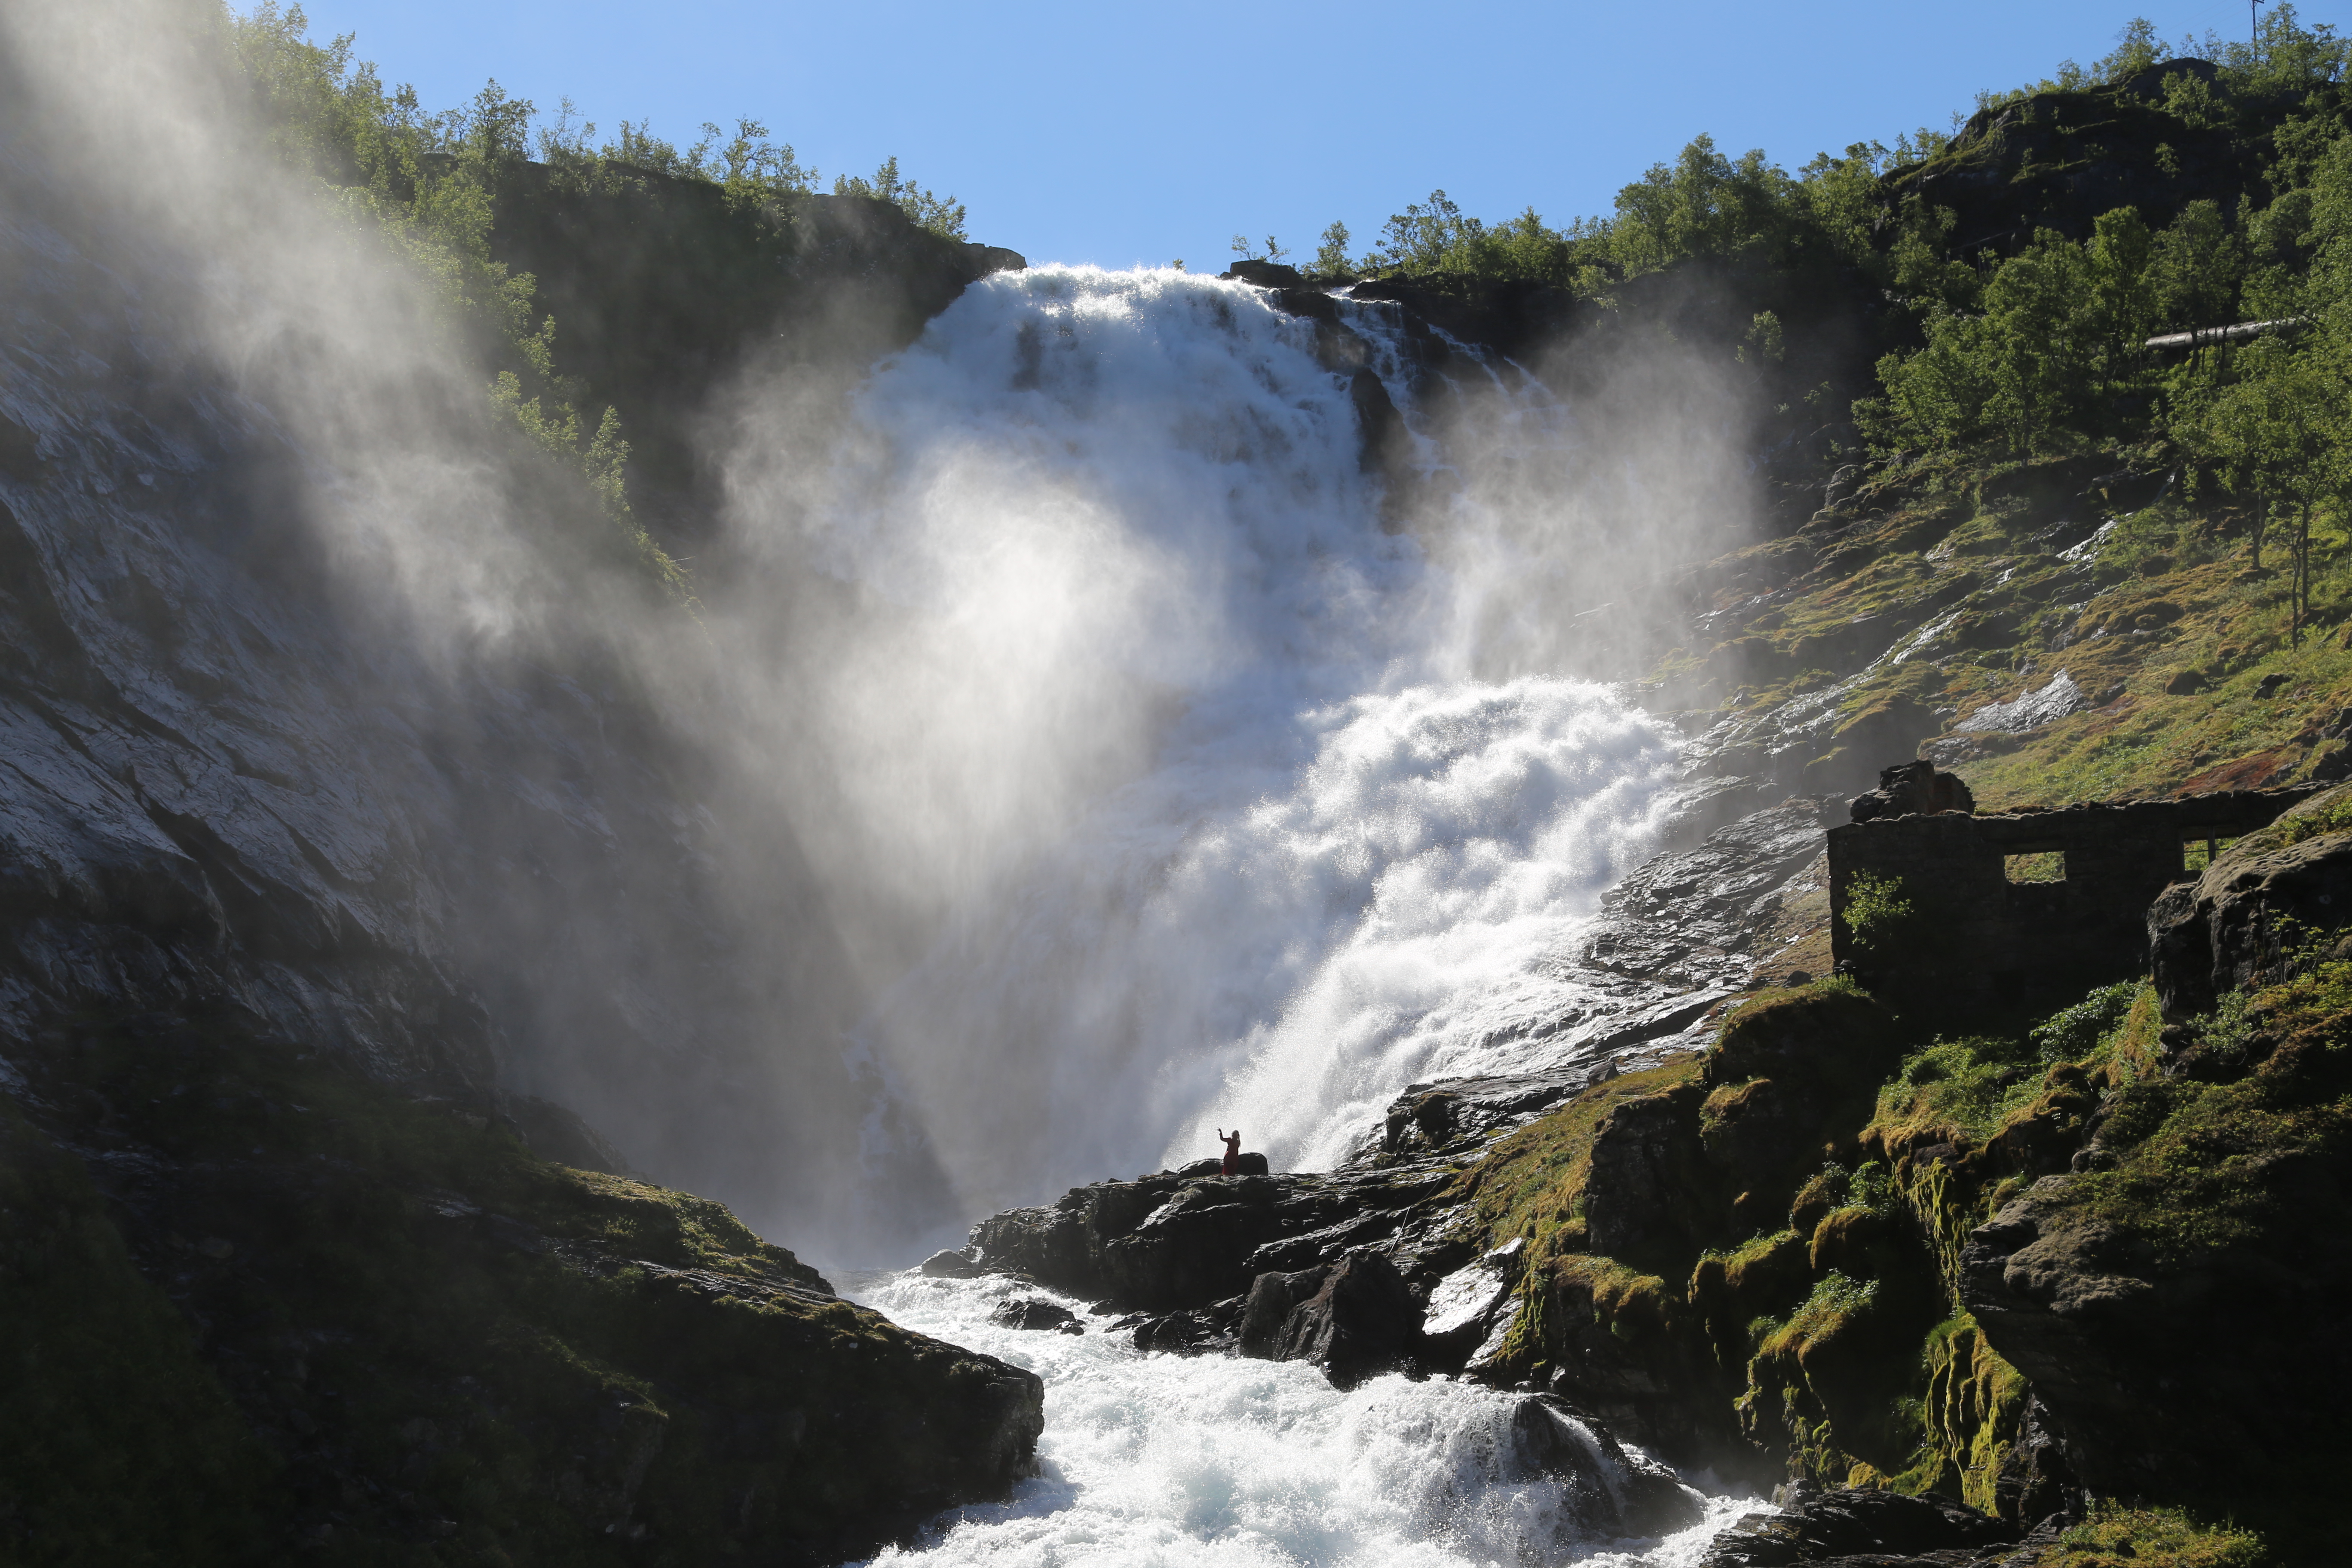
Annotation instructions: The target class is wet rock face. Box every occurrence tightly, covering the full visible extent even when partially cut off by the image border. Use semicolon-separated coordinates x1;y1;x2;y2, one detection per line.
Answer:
1698;1481;2016;1566
1508;1395;1704;1541
1581;798;1834;990
0;185;873;1211
1236;1252;1422;1387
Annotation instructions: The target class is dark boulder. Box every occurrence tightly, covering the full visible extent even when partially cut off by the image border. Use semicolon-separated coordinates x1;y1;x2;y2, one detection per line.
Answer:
1173;1152;1270;1177
1099;1176;1296;1307
1129;1294;1245;1356
968;1193;1100;1295
919;1247;981;1278
968;1163;1459;1313
989;1297;1083;1333
1698;1481;2015;1566
1510;1395;1704;1540
1847;760;1975;823
1580;1084;1711;1261
2148;784;2352;1020
1237;1265;1329;1359
1256;1251;1422;1389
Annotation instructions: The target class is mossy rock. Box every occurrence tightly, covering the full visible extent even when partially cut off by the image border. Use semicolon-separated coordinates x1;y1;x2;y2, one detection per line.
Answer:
0;1011;1042;1565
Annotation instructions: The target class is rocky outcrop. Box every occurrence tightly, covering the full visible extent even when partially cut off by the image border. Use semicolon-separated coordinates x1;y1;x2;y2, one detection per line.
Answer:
1846;760;1975;822
968;1161;1470;1315
2147;783;2352;1020
1700;1482;2017;1567
3;1008;1041;1564
1236;1251;1422;1387
1954;1173;2337;1507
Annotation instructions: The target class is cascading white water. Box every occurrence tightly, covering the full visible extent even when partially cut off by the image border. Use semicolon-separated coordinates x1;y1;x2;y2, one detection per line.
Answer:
843;1271;1755;1567
740;266;1758;1564
750;266;1689;1231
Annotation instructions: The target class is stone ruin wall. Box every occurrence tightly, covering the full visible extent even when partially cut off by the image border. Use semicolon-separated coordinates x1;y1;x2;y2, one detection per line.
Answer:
1827;781;2325;996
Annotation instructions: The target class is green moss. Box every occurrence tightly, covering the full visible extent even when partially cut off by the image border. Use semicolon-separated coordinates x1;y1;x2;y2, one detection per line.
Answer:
1920;1314;2029;1515
2041;1503;2267;1568
2030;980;2144;1063
1757;1268;1878;1356
1454;1055;1704;1261
2058;975;2352;1265
1873;1035;2045;1148
1739;1268;1931;1483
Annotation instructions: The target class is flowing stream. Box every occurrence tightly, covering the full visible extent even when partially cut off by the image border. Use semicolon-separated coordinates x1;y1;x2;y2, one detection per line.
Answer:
762;267;1751;1562
843;1270;1756;1568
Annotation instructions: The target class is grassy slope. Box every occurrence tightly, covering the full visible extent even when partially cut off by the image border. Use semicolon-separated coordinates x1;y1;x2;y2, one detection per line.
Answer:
1447;920;2345;1565
1669;450;2352;811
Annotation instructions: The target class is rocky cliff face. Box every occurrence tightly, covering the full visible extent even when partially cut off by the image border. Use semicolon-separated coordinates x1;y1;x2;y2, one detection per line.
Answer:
2;1007;1042;1562
0;131;1038;1222
0;95;1044;1559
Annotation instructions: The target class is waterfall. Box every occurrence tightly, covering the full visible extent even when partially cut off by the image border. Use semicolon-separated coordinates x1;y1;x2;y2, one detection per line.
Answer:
770;272;1768;1561
723;265;1690;1237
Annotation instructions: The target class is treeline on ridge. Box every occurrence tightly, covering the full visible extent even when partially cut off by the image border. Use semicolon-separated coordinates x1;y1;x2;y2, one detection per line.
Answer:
1295;8;2352;581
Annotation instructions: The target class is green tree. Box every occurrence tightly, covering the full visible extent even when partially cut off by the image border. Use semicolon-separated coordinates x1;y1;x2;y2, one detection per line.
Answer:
1872;209;2157;453
1311;221;1353;280
1604;134;1800;278
834;156;966;239
226;4;685;593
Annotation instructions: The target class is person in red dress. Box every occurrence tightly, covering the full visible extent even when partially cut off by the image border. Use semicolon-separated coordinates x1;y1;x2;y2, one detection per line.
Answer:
1216;1127;1242;1176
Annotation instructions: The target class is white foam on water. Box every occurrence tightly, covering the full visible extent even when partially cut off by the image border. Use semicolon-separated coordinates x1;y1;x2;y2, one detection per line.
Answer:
768;266;1686;1225
762;266;1755;1565
843;1271;1759;1568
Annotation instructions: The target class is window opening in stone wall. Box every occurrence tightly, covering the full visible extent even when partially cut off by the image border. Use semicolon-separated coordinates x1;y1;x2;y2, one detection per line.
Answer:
2005;851;2066;884
2182;836;2239;874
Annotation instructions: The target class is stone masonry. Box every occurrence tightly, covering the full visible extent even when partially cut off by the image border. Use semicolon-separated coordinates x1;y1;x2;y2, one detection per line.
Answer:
1827;764;2323;997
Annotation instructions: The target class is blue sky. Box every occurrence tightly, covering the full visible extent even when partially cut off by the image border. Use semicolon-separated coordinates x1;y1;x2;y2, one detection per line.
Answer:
289;0;2339;268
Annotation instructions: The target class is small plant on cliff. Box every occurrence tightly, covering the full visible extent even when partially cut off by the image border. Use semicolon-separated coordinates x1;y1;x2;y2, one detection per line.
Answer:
1841;871;1921;964
2032;980;2144;1062
1845;1160;1899;1214
2045;1501;2267;1568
